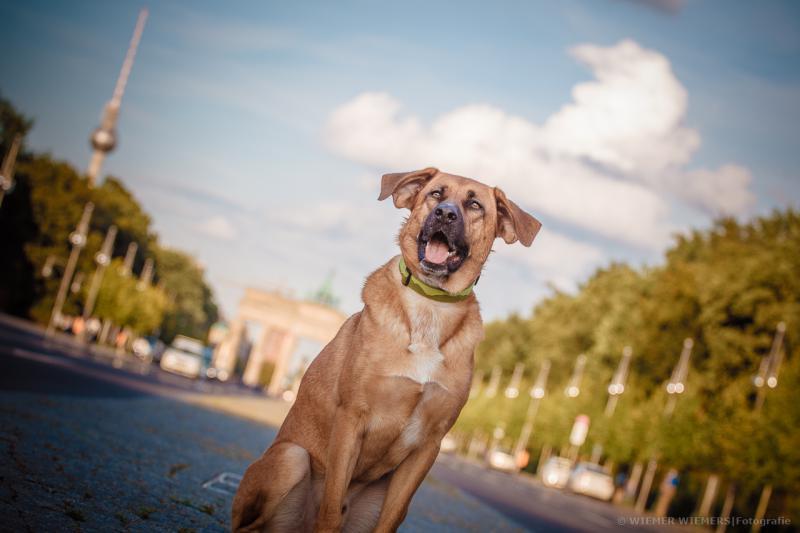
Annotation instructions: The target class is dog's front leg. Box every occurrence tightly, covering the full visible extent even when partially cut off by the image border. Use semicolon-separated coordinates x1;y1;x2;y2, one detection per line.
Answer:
314;407;365;533
373;440;440;533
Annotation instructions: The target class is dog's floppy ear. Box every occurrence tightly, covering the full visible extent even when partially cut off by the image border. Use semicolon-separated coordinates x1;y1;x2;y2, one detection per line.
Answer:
494;187;541;246
378;167;438;209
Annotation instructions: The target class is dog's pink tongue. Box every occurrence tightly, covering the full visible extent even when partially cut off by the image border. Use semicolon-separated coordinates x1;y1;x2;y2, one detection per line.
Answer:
425;240;449;264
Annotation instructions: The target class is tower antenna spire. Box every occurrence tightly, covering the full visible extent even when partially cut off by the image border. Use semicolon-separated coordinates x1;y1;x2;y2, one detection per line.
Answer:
86;7;148;187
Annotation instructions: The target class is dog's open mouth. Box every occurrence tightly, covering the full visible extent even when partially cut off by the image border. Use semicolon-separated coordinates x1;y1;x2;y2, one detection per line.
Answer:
418;230;468;274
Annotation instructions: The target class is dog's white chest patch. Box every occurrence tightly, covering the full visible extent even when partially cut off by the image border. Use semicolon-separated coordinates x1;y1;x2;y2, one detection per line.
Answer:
393;297;446;385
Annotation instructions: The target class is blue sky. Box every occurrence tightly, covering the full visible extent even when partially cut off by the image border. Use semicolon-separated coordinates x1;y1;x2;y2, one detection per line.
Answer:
2;0;799;322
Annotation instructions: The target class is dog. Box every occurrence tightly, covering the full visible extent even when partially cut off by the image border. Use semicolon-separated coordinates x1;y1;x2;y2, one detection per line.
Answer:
232;167;540;532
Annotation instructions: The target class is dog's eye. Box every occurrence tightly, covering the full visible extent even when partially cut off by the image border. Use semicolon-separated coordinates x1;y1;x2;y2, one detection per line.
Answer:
430;190;443;200
468;200;482;210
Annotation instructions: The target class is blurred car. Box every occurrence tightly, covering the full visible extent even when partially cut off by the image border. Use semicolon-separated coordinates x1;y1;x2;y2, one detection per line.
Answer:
131;337;153;362
540;456;572;489
160;336;207;379
567;462;615;501
145;336;166;363
487;448;518;473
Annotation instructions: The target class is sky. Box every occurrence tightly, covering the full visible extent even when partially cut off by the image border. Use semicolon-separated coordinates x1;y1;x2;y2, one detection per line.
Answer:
1;0;799;323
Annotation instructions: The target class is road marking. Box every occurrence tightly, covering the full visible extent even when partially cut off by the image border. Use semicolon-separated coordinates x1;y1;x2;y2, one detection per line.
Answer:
581;510;616;527
203;472;243;495
11;347;77;368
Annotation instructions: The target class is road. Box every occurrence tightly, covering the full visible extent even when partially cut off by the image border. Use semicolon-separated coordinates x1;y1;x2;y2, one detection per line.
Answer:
0;315;688;532
0;314;254;398
432;456;694;532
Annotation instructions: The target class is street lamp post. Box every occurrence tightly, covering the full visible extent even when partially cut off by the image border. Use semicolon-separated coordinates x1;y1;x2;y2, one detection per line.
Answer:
46;202;94;335
484;365;502;398
504;362;525;399
753;321;786;411
0;134;22;208
79;225;117;339
120;241;138;276
512;359;550;459
665;338;693;416
606;346;633;416
565;353;586;398
748;322;786;532
137;257;154;290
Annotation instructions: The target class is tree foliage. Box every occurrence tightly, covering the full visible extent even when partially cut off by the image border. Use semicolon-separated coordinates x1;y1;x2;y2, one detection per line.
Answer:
0;96;218;341
460;210;800;522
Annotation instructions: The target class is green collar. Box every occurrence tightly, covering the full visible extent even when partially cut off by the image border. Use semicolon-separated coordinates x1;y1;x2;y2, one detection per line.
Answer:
398;257;475;303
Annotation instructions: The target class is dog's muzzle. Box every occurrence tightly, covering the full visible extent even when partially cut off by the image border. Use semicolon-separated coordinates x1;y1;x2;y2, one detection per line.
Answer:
417;202;469;275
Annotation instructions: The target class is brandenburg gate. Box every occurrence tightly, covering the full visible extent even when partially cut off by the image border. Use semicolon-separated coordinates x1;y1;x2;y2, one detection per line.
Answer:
213;287;346;395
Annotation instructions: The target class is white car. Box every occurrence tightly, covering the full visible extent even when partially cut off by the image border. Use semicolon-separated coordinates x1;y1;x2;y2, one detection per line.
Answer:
540;457;572;488
131;337;153;362
487;448;518;473
567;462;615;501
160;336;207;379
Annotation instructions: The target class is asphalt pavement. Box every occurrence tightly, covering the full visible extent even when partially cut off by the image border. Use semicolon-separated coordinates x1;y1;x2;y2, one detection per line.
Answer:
0;314;692;532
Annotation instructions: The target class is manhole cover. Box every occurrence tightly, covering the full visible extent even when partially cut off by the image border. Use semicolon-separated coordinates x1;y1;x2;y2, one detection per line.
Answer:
203;472;243;495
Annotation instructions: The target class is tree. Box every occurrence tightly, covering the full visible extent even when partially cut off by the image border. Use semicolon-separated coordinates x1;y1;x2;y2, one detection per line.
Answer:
459;209;800;522
0;96;219;343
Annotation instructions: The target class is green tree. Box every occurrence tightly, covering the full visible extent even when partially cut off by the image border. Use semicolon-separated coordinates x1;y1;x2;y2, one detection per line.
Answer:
0;96;219;343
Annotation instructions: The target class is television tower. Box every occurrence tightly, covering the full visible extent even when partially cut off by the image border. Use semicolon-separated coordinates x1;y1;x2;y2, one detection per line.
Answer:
86;8;148;187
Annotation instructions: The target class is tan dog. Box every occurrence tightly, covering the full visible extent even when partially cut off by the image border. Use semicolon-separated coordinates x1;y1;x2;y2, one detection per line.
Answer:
232;168;540;532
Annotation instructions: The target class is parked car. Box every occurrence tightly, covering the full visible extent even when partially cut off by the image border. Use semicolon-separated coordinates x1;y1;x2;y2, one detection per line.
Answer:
567;462;615;501
145;336;166;363
487;448;518;473
160;336;208;379
540;456;572;489
131;337;153;362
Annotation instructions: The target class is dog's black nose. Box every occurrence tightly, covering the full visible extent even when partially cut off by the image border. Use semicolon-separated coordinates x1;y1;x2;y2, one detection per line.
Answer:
434;202;460;224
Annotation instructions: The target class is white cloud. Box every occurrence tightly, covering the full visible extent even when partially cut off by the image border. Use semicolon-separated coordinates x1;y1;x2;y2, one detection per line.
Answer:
670;164;755;214
197;215;238;240
546;40;699;176
494;229;605;292
325;39;756;250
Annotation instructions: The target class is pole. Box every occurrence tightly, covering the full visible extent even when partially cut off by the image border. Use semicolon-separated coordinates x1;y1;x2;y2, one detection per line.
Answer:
665;338;693;416
565;354;586;398
697;473;719;517
635;458;658;513
715;483;736;533
606;346;632;416
137;257;153;290
0;134;22;208
751;484;772;533
121;241;138;275
484;365;502;398
536;444;551;475
504;362;524;398
625;462;643;502
754;322;786;411
46;202;94;335
512;360;550;458
80;225;117;337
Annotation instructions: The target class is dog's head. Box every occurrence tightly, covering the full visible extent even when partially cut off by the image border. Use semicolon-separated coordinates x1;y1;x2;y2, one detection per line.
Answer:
379;167;541;293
